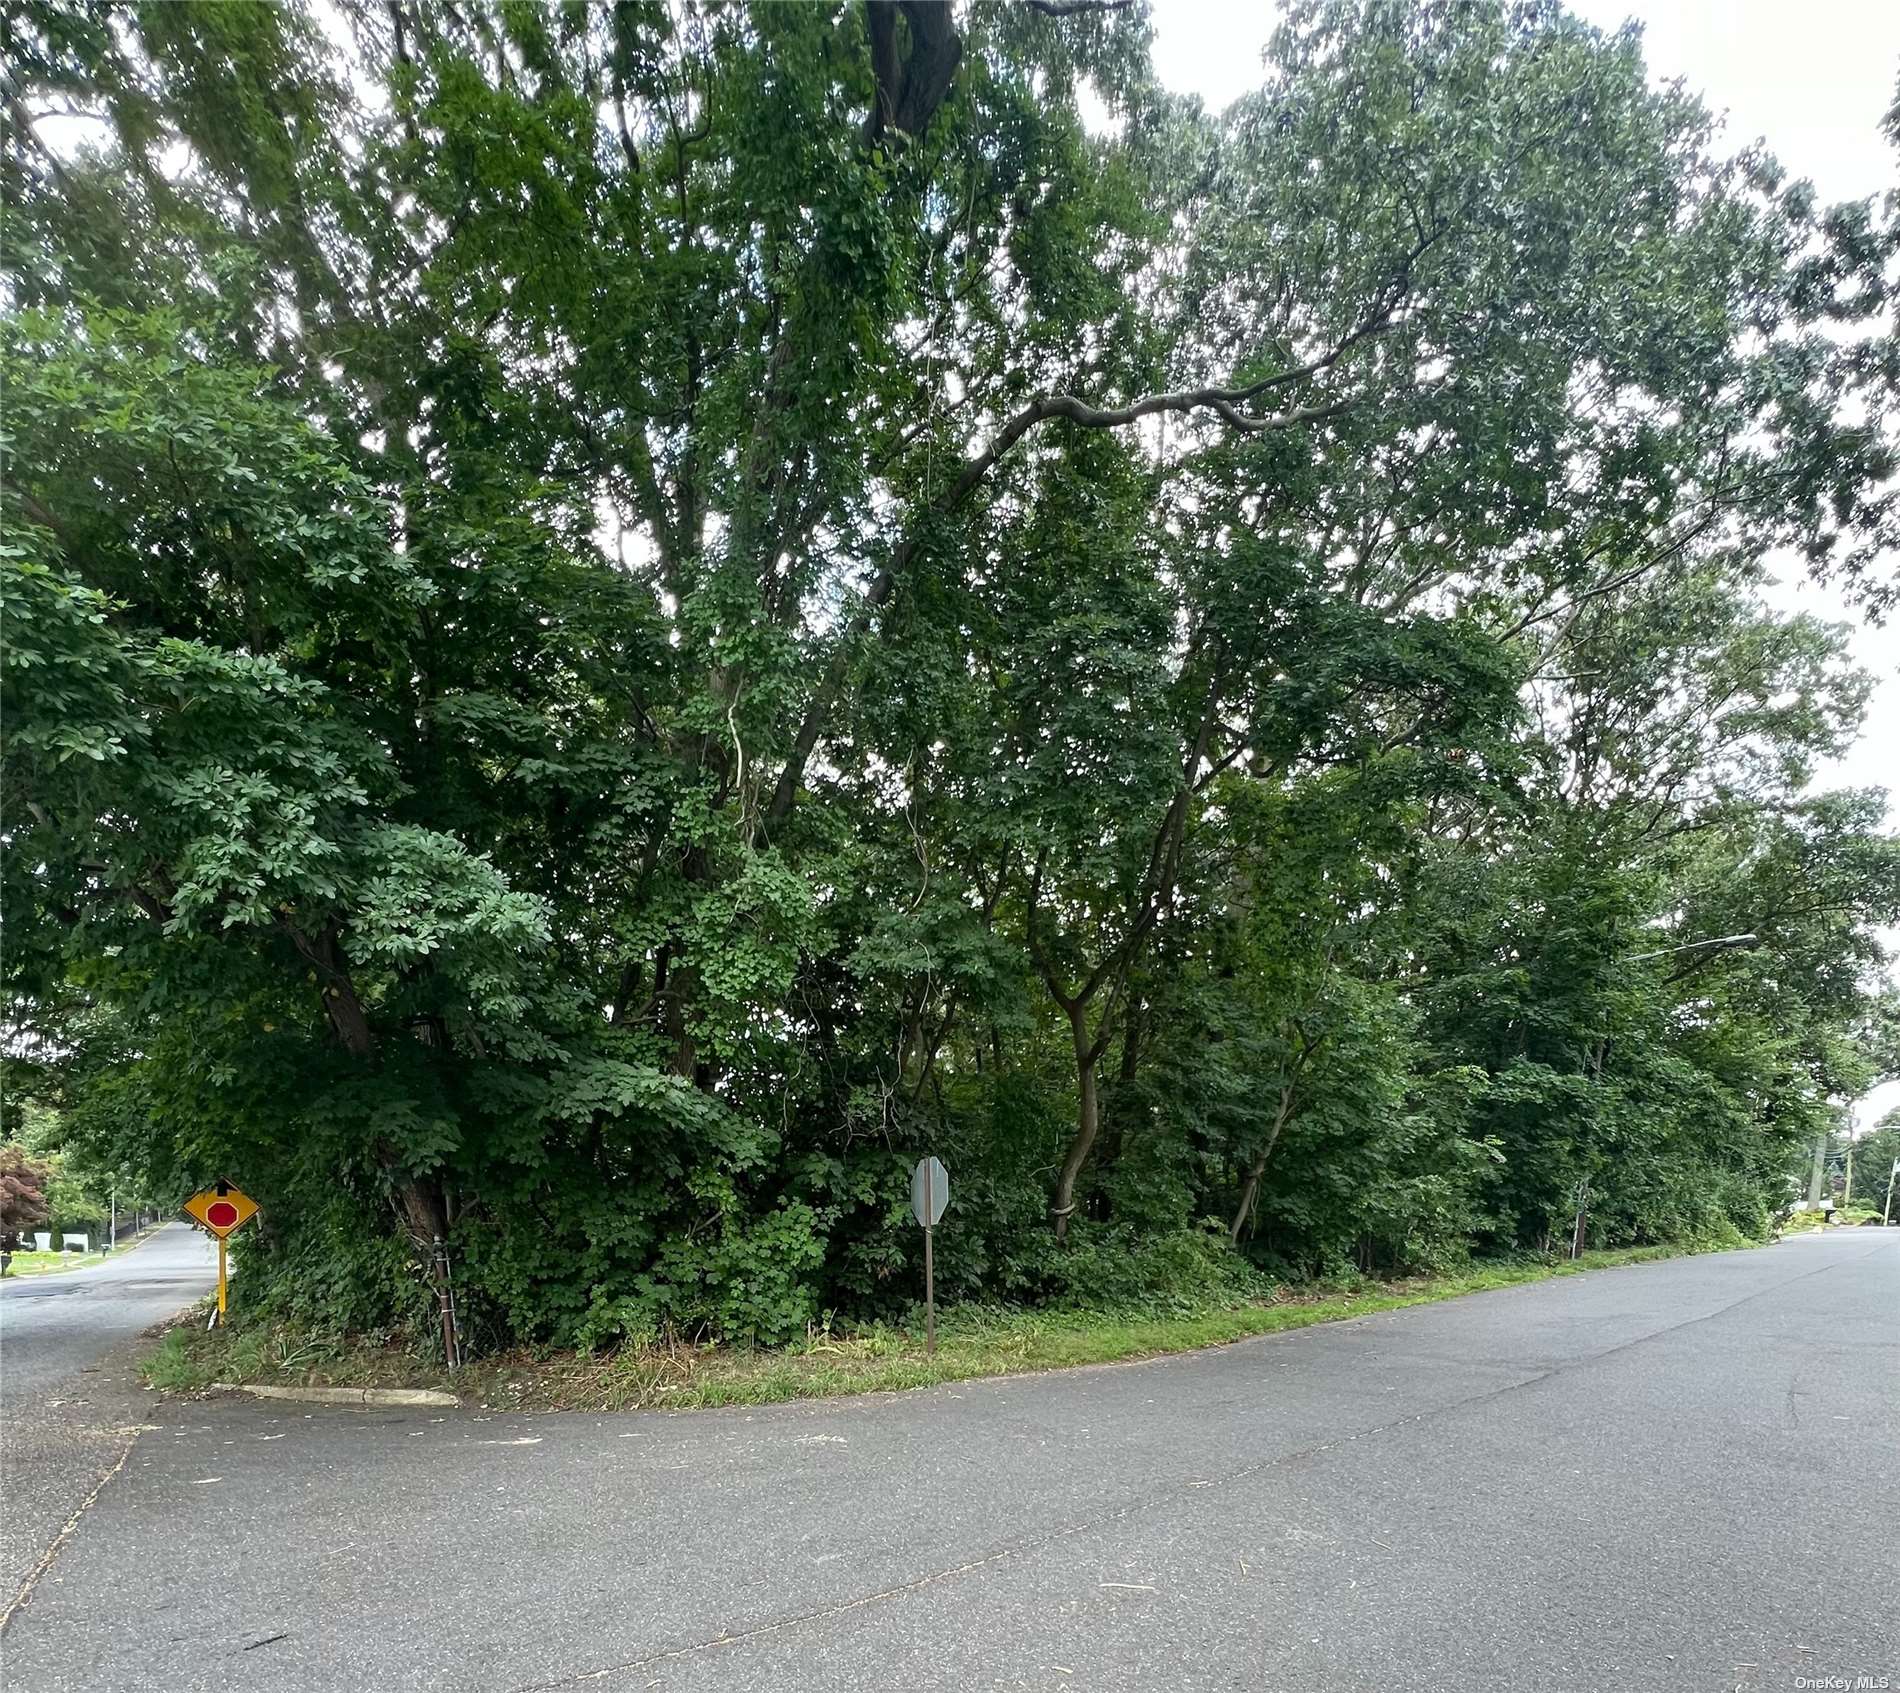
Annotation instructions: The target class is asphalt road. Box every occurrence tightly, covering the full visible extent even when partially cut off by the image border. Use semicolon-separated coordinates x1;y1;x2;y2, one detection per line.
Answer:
0;1223;218;1615
1;1222;219;1400
3;1231;1894;1692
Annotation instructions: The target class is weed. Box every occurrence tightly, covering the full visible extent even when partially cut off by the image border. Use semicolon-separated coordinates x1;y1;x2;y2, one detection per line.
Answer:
142;1237;1751;1414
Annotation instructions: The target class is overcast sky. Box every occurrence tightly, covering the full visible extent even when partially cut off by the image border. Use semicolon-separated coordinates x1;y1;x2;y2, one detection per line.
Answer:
1148;1;1900;1133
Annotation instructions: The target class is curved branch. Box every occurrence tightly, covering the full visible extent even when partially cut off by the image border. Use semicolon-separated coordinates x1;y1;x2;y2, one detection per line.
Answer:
760;247;1432;832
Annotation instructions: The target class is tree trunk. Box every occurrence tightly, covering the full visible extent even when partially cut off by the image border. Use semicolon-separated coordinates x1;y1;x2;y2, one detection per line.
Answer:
394;1174;447;1250
291;922;450;1255
290;920;374;1058
323;976;373;1058
865;0;963;143
1229;1082;1297;1244
1050;1007;1100;1241
664;961;700;1079
1089;998;1141;1214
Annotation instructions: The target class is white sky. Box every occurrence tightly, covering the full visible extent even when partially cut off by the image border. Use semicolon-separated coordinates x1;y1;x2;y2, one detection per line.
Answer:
1149;0;1900;1133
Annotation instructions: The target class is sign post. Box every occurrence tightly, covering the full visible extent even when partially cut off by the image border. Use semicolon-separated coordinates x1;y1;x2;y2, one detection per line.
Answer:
183;1181;258;1327
909;1156;949;1356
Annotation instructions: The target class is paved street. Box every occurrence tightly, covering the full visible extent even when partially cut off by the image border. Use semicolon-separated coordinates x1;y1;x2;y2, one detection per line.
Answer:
2;1232;1894;1692
0;1223;218;1614
2;1223;219;1400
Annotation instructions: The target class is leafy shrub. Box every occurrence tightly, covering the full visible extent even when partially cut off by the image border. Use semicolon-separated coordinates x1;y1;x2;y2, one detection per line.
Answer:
1039;1222;1272;1315
638;1200;831;1346
231;1194;432;1340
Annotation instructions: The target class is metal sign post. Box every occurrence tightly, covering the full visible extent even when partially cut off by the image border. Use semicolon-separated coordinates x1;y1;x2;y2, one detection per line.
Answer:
432;1235;462;1369
909;1156;949;1357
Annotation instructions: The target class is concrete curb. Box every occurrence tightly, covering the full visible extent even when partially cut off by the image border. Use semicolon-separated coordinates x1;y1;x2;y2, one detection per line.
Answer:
213;1382;459;1409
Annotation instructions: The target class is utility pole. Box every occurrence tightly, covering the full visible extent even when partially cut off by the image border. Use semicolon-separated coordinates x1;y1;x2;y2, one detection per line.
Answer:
1884;1159;1898;1229
1571;1037;1607;1260
109;1185;116;1252
1806;1129;1828;1208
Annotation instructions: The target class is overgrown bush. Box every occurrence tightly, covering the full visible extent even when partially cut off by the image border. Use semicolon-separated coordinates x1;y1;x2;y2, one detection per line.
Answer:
231;1197;433;1341
1038;1224;1274;1315
10;0;1896;1361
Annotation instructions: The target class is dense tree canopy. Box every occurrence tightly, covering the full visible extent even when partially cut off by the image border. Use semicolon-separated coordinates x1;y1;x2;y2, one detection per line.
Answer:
5;0;1898;1349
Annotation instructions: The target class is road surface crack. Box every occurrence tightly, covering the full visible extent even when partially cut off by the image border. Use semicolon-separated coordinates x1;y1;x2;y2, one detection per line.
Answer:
505;1359;1569;1693
499;1244;1899;1691
504;1510;1137;1691
0;1426;144;1635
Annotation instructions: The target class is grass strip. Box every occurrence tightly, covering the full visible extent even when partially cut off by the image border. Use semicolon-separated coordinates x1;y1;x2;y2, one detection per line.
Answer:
142;1238;1748;1413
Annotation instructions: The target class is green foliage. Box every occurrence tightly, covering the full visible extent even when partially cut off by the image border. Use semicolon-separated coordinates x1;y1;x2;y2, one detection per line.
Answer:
1852;1112;1900;1220
229;1197;434;1340
1033;1224;1276;1317
141;1329;202;1393
637;1199;832;1348
5;0;1896;1352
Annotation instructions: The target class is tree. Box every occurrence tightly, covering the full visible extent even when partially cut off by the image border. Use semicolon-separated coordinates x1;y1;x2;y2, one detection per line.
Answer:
0;1146;52;1256
4;0;1895;1347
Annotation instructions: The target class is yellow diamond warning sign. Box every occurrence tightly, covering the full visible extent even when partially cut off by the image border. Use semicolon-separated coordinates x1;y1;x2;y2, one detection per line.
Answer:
183;1182;257;1239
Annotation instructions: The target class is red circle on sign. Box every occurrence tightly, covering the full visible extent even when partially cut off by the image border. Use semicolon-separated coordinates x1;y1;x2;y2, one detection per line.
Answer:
206;1201;240;1228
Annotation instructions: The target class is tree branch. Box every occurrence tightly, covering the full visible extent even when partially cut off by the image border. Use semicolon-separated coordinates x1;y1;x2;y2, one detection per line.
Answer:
756;231;1443;833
